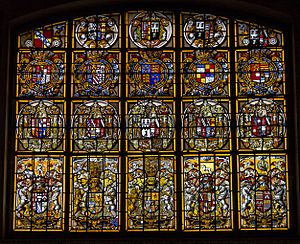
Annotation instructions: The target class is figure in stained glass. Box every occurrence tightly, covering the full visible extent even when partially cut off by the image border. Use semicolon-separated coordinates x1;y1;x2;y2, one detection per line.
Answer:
182;50;229;96
18;51;65;97
70;157;119;231
183;13;227;48
128;11;172;48
17;100;65;152
236;21;283;47
182;100;230;151
127;156;175;230
72;100;120;152
127;51;174;96
183;155;232;230
127;100;174;152
237;49;284;96
239;155;288;229
14;157;64;230
237;98;286;150
74;15;119;48
19;22;67;48
73;51;119;97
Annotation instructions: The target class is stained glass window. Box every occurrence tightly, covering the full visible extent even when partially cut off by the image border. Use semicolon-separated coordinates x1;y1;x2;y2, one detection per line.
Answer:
12;10;289;233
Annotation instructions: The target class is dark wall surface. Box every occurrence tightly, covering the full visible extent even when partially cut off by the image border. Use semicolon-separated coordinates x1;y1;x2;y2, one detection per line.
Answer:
1;0;300;243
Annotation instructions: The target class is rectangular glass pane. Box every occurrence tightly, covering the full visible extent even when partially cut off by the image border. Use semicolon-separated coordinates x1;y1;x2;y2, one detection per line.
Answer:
235;49;285;96
17;51;66;98
181;50;230;97
126;51;175;97
182;155;232;231
126;100;175;152
14;156;65;231
236;98;287;151
72;51;120;97
70;156;120;231
238;154;289;230
126;156;176;231
71;100;120;153
16;100;66;152
181;99;231;152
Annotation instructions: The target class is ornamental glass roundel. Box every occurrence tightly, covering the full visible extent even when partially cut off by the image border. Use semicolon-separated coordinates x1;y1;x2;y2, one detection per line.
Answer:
238;98;286;150
237;49;284;95
182;100;230;151
18;51;65;97
75;15;118;48
17;100;65;152
72;100;120;152
183;14;227;48
127;100;174;152
129;11;172;48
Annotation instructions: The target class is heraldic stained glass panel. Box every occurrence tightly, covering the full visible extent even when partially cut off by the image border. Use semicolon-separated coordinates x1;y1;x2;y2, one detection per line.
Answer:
236;49;285;96
71;100;120;153
127;11;174;48
126;156;176;231
181;13;229;48
237;98;287;151
17;51;66;97
13;156;65;230
16;100;66;152
181;50;230;96
72;51;120;97
127;51;175;97
126;100;175;152
182;155;232;231
73;14;120;49
70;156;120;231
235;20;283;47
182;99;231;152
238;154;289;230
18;21;68;49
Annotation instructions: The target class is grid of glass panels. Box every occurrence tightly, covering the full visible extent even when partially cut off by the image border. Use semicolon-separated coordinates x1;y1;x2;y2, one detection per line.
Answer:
13;10;288;232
